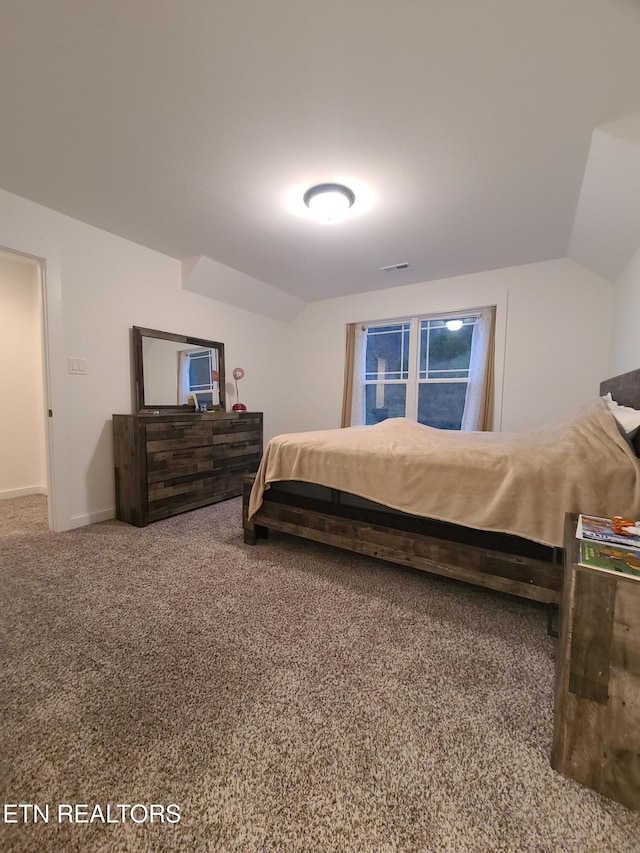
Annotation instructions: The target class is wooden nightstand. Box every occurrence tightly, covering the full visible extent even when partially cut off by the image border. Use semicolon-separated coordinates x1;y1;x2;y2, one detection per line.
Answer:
551;513;640;810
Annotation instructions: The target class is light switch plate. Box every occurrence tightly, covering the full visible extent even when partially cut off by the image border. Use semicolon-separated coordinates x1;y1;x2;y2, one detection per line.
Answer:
68;357;87;375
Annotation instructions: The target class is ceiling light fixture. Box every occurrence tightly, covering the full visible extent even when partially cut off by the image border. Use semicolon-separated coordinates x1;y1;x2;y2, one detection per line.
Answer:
303;183;355;222
445;319;464;331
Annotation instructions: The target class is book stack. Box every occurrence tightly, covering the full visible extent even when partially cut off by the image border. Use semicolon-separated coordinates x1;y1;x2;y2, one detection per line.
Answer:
576;515;640;580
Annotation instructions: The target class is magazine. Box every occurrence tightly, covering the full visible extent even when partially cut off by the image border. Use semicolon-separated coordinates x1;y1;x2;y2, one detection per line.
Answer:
576;514;640;548
578;539;640;580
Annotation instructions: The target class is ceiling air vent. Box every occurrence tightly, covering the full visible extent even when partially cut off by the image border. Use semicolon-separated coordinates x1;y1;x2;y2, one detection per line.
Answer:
380;262;410;272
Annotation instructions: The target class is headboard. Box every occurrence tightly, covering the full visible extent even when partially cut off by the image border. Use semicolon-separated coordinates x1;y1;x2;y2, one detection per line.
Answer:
600;368;640;457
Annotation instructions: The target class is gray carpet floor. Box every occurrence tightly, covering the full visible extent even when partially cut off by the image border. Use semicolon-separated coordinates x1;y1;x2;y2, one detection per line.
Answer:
1;494;639;853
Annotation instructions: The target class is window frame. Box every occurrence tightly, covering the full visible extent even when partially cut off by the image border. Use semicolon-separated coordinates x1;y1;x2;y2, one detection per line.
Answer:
187;347;219;395
360;310;481;427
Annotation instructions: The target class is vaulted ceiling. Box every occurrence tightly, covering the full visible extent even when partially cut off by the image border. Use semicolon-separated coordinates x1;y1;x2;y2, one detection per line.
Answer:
1;0;639;303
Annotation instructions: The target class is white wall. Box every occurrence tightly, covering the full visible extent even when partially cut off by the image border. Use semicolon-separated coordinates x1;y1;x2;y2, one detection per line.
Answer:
287;258;614;435
610;245;640;375
499;260;614;430
0;188;291;529
0;255;47;498
141;338;185;405
569;113;640;380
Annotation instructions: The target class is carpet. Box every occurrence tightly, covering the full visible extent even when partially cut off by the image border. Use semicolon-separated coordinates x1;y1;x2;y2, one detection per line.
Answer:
1;495;639;852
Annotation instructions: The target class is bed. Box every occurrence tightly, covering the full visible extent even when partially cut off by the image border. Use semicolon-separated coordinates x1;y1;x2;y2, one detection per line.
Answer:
243;370;640;606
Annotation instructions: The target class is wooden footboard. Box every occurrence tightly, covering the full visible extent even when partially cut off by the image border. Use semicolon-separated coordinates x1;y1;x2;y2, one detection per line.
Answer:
243;476;562;605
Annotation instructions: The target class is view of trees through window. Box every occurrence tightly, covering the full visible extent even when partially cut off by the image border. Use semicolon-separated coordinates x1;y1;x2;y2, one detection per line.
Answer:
363;315;478;429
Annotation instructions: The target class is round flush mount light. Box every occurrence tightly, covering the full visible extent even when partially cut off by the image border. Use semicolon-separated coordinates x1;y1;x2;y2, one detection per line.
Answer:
445;319;464;331
303;183;355;222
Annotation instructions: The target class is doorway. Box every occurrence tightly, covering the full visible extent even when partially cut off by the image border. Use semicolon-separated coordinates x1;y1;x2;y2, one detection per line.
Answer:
0;249;51;531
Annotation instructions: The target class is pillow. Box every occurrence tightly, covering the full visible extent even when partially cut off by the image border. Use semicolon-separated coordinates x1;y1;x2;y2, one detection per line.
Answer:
602;392;640;437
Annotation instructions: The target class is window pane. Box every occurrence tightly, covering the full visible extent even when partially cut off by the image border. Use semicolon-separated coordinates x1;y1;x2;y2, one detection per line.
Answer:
427;323;473;374
365;324;409;381
365;384;406;424
367;323;406;335
189;352;211;389
419;319;475;379
193;391;214;406
418;383;467;429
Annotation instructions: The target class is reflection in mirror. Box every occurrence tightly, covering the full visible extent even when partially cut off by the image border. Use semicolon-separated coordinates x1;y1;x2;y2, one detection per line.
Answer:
133;327;226;412
142;338;220;405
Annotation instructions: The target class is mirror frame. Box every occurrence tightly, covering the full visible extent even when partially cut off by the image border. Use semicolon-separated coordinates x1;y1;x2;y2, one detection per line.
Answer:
132;326;226;412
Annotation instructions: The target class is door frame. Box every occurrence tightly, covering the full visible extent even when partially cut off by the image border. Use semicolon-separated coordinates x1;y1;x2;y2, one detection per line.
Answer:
0;238;69;531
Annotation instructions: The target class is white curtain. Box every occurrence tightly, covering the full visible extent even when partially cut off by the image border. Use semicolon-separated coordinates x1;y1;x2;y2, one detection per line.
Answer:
460;308;496;431
211;349;220;406
348;325;367;426
178;351;190;404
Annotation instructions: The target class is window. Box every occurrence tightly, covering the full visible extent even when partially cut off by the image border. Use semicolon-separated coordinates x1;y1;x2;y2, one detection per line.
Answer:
348;309;495;431
178;347;220;407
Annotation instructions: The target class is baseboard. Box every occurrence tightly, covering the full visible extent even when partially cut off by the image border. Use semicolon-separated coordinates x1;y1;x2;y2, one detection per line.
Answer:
0;485;48;500
68;507;116;529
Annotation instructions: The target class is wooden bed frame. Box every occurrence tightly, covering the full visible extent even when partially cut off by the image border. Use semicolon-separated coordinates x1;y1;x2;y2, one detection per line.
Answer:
243;369;640;607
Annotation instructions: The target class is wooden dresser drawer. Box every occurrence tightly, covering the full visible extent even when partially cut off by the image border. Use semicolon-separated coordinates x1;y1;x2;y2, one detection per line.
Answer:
145;419;212;452
146;445;214;484
212;430;262;455
213;450;261;475
212;414;262;436
147;476;216;521
212;450;262;498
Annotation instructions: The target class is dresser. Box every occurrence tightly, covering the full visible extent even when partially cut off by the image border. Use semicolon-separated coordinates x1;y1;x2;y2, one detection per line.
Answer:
113;411;263;526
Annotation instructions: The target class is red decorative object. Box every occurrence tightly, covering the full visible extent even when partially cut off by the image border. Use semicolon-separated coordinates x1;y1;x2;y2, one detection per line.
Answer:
232;367;246;411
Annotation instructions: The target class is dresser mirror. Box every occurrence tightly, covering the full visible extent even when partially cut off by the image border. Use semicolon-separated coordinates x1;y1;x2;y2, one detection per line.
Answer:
133;326;226;412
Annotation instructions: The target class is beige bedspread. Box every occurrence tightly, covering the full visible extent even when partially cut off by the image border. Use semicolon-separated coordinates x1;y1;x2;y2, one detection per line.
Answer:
249;400;640;547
